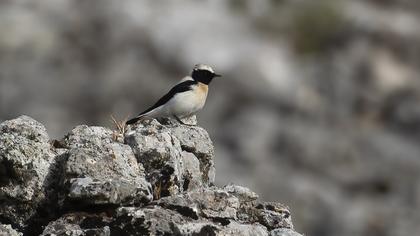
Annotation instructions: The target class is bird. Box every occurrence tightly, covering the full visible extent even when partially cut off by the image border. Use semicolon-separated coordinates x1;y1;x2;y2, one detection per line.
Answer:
126;64;221;125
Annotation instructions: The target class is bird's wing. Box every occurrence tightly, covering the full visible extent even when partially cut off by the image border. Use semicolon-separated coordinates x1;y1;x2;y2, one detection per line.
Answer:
137;80;197;116
180;76;194;82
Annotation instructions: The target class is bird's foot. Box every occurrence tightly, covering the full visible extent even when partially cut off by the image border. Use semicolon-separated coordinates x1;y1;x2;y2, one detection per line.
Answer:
174;116;197;126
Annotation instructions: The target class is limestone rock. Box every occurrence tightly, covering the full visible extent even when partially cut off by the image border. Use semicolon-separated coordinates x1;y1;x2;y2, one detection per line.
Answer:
157;187;240;220
175;221;269;236
171;123;216;184
41;213;111;236
63;125;152;206
224;184;259;202
112;206;187;235
0;116;302;236
0;116;57;229
125;118;215;199
219;222;268;236
256;202;294;230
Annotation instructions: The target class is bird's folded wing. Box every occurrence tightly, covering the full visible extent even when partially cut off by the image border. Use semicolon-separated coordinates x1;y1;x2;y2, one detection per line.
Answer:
137;80;197;116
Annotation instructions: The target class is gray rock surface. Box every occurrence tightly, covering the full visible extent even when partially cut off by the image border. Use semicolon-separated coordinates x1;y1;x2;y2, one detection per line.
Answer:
270;228;304;236
125;118;215;199
171;122;216;184
219;222;269;236
41;213;111;236
157;187;240;220
0;116;302;236
0;224;23;236
0;116;57;230
175;221;269;236
63;125;152;206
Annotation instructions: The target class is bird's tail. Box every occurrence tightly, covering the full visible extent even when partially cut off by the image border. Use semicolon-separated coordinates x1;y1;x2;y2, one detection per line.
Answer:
126;116;142;125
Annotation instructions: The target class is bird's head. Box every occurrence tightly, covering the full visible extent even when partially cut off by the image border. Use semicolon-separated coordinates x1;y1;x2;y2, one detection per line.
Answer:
191;64;221;85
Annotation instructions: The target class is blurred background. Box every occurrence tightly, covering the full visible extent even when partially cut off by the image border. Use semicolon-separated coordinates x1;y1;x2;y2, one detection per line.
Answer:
1;0;420;235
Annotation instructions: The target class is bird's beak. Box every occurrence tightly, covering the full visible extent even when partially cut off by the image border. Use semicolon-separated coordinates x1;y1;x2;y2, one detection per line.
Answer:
214;73;222;78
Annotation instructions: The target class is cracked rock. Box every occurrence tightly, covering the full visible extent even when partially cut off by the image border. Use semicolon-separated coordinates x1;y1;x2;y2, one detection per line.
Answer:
0;116;303;236
41;213;112;236
222;185;293;230
63;125;152;206
170;119;215;184
125;118;215;199
125;119;184;198
0;116;57;229
224;184;259;203
175;221;269;236
181;151;203;192
113;206;187;235
256;202;294;230
157;187;240;220
219;222;268;236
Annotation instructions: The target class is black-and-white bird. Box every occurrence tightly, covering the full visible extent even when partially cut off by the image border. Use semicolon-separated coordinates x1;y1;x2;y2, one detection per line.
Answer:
126;64;221;125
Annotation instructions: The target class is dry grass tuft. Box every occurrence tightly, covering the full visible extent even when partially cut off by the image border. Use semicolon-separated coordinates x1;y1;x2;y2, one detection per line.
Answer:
153;181;162;200
110;115;129;142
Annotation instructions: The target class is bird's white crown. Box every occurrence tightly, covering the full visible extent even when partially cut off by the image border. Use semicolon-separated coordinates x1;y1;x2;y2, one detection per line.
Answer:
193;64;215;73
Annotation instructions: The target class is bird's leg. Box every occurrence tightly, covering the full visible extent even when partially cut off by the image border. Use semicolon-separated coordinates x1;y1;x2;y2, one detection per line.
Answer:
174;115;186;125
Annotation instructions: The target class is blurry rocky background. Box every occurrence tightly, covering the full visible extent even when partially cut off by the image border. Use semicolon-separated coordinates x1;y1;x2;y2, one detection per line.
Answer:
1;0;420;235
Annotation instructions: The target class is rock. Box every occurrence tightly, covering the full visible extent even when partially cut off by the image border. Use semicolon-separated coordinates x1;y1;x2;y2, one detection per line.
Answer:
174;222;220;235
112;206;187;235
176;115;199;126
256;202;294;230
41;213;111;236
170;122;216;184
175;221;269;236
270;228;304;236
41;208;290;236
181;151;204;191
63;125;152;206
63;125;114;149
0;224;23;236
125;118;215;199
223;184;259;202
113;207;268;236
222;185;293;230
0;116;57;229
219;222;268;236
157;187;240;220
224;184;261;224
125;119;185;198
0;116;303;236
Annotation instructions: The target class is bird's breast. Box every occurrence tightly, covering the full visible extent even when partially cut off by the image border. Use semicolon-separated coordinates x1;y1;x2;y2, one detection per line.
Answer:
168;83;208;117
196;82;209;103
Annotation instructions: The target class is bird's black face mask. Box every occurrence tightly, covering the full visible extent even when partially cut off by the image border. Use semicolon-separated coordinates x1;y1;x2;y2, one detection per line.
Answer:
192;70;221;85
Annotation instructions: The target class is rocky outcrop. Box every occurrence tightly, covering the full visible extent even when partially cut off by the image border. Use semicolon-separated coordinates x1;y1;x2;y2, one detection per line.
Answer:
0;116;302;236
0;116;57;232
63;125;152;206
124;118;215;198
